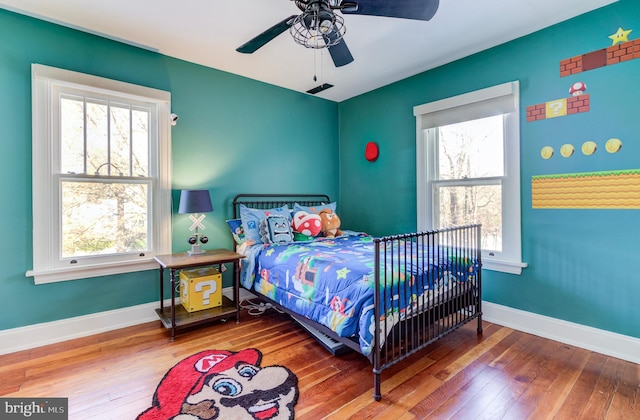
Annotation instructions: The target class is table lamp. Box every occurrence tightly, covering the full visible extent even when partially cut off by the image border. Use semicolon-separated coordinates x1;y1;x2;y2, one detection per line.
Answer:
178;189;213;256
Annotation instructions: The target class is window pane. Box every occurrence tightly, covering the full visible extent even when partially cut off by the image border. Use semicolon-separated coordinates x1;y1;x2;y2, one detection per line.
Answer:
61;181;149;258
110;103;131;176
438;115;504;180
86;100;109;175
132;109;149;177
60;96;85;174
436;184;502;252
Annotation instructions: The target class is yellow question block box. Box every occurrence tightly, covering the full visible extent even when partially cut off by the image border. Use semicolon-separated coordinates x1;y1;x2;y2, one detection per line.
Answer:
179;267;222;313
545;98;567;119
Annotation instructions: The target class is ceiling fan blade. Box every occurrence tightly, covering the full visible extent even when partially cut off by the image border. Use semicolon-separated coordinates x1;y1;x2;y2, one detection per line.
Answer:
236;15;297;53
326;37;354;67
342;0;439;21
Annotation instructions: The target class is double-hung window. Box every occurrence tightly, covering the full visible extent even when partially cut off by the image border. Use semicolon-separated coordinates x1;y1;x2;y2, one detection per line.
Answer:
28;64;172;284
414;81;526;274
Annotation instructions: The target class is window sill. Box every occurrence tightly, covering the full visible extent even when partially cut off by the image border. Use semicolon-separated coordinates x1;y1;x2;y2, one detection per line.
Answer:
482;258;528;275
26;258;158;284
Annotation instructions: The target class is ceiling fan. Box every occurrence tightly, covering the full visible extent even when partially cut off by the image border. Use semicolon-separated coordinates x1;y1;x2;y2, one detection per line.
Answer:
236;0;440;68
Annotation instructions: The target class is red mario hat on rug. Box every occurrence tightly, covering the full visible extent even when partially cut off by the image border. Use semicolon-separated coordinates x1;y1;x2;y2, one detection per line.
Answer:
137;348;261;420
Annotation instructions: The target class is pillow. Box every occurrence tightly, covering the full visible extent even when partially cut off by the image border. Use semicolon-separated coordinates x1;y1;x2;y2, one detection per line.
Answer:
259;215;294;244
293;202;336;215
225;219;246;245
239;204;291;244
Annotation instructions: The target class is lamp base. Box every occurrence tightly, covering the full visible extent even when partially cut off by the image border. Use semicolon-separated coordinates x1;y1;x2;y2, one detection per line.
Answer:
187;244;206;256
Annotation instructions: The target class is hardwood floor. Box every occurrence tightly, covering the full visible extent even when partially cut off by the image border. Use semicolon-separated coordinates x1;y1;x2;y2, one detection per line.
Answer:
1;309;638;419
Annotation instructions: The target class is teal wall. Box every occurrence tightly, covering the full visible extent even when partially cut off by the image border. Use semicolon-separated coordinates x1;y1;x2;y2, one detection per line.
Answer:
338;0;640;339
2;1;639;343
0;8;338;330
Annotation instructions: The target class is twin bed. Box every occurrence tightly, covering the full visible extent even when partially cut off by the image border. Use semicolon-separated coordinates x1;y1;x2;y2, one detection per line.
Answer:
231;194;483;401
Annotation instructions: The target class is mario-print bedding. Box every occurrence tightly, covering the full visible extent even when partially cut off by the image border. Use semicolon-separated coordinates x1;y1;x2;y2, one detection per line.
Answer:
242;234;478;356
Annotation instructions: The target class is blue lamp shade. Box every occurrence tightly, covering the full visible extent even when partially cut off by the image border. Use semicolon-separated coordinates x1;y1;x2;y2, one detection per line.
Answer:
178;190;213;214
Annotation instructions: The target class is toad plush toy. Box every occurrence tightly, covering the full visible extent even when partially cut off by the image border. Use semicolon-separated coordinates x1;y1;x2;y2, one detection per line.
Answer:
318;209;342;238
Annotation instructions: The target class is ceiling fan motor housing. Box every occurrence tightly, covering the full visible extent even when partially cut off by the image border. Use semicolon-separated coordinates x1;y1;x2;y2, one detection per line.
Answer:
291;0;346;49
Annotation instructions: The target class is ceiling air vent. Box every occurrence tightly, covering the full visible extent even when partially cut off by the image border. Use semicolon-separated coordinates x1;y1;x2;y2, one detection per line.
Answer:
306;83;334;94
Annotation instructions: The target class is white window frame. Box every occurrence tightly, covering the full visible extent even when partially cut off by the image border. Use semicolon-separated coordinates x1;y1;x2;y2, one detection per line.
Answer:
27;64;172;284
414;81;527;274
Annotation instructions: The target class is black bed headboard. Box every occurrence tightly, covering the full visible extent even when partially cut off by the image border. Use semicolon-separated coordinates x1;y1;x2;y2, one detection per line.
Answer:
232;194;331;218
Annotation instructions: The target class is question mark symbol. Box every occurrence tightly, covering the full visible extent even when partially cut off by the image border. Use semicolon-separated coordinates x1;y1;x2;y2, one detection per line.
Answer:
549;100;563;115
195;280;217;305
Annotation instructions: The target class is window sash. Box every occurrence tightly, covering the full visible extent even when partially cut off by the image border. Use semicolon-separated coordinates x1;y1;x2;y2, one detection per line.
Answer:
57;88;156;177
432;179;503;252
432;176;504;187
57;175;154;263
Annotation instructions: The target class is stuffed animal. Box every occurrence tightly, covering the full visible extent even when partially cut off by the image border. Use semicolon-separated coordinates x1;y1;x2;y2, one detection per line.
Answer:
318;209;342;238
291;211;322;240
259;215;293;244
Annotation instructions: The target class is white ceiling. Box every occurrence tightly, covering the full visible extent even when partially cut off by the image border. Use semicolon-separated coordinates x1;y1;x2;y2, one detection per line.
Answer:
1;0;617;102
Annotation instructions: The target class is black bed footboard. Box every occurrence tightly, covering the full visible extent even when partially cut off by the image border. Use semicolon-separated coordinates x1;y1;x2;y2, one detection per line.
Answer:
371;224;483;401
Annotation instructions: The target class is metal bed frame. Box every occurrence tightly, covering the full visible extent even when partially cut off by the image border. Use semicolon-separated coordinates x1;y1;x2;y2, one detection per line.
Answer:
232;193;483;401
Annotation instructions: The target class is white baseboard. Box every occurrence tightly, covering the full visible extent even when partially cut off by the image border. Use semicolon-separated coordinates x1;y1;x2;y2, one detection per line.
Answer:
0;300;162;356
0;287;258;356
482;301;640;365
2;297;638;365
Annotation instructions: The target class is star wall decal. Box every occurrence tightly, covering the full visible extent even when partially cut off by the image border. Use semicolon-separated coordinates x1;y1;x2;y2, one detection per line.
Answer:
608;27;632;46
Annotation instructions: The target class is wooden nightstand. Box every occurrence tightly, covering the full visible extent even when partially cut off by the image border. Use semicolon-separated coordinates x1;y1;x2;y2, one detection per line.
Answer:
154;249;244;340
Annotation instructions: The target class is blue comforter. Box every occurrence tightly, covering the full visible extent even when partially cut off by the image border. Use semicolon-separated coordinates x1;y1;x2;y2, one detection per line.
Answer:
240;234;477;355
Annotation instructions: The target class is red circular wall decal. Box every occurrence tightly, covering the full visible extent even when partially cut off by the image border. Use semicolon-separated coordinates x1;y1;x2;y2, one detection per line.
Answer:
365;142;379;162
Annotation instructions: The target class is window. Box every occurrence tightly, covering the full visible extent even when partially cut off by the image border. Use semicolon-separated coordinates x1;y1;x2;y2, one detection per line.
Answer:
414;81;526;274
28;64;172;284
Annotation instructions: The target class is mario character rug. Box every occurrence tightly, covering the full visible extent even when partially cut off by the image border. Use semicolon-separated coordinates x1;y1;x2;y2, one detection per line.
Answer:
137;348;299;420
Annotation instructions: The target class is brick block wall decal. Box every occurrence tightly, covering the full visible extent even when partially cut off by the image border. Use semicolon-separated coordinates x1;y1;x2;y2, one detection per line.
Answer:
560;39;640;76
526;94;590;122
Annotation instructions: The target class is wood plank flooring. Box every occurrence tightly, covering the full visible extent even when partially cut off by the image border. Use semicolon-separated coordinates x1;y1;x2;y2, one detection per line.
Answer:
1;309;638;419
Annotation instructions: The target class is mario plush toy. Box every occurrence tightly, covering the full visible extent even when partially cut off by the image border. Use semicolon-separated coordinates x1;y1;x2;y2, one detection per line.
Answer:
137;348;298;420
318;209;342;238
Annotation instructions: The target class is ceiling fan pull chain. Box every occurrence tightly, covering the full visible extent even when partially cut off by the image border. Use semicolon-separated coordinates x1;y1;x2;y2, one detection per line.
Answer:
320;48;323;80
313;48;317;82
312;48;324;83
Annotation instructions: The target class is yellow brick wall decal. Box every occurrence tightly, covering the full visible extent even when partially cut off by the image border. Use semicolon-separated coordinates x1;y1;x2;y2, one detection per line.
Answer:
532;170;640;209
